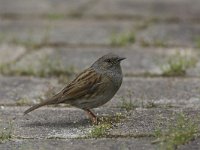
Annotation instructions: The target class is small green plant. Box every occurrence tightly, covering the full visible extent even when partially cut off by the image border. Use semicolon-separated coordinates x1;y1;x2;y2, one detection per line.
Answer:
10;37;37;49
0;63;36;76
36;56;72;77
0;56;75;77
195;37;200;48
0;63;10;74
0;34;6;44
0;121;13;143
110;32;135;46
16;98;30;106
88;113;125;138
89;122;112;138
153;40;167;47
120;91;135;111
153;113;199;150
47;13;66;20
161;51;197;76
140;39;151;47
9;29;40;49
6;27;51;49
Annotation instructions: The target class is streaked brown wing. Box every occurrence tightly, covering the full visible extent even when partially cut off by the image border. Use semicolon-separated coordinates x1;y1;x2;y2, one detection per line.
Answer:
57;68;102;103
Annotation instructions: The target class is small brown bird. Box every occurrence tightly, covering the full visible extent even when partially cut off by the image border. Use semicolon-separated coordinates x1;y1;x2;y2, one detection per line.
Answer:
24;53;125;124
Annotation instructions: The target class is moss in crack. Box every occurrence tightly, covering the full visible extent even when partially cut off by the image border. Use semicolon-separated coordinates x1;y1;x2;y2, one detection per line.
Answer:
88;113;125;138
140;39;168;48
120;91;136;111
110;32;135;46
0;26;51;49
0;56;75;77
47;13;66;20
161;51;197;76
195;37;200;48
16;98;31;106
0;121;13;143
10;37;37;49
153;113;199;150
89;123;112;138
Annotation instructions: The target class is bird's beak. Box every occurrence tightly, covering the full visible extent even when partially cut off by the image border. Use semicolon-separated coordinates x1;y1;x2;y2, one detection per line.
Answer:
118;57;126;61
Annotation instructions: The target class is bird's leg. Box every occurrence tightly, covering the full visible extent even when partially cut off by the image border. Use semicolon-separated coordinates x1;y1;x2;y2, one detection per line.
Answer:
84;109;98;125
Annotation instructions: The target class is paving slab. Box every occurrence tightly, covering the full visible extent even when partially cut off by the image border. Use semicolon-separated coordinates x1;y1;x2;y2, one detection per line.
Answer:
0;107;199;139
1;76;200;108
85;0;200;21
0;138;156;150
0;19;135;45
9;46;200;77
0;44;26;64
0;0;91;17
1;0;200;22
116;77;200;108
109;108;200;137
0;76;60;106
137;23;200;47
0;107;125;139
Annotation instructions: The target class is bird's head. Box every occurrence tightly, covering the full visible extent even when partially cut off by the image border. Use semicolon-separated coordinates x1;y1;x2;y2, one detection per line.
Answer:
92;53;126;72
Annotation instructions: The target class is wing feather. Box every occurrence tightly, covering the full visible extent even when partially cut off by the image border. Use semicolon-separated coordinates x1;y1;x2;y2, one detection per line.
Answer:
57;68;101;102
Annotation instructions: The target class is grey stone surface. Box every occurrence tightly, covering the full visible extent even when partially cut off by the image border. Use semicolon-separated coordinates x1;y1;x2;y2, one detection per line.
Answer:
0;76;60;105
11;46;200;77
109;108;200;137
138;23;200;47
0;138;156;150
0;0;91;16
0;107;124;139
1;0;200;22
0;19;135;45
85;0;200;21
0;107;199;139
114;77;200;108
0;44;26;64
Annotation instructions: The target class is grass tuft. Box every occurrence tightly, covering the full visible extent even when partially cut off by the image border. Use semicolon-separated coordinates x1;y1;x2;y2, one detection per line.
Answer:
0;27;51;49
89;123;112;138
110;32;135;46
153;113;199;150
0;121;13;143
161;51;197;76
88;113;125;138
140;39;168;48
47;13;66;20
16;98;30;106
120;91;135;111
0;56;74;77
195;37;200;48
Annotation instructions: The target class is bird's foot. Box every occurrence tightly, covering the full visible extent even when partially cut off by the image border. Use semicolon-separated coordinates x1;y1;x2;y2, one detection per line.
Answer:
84;109;98;125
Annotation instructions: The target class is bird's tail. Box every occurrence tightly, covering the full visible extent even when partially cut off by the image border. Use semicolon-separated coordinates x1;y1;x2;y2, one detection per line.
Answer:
24;94;60;115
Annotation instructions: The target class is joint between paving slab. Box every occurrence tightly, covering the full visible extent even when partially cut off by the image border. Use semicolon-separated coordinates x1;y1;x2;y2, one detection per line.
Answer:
1;13;200;24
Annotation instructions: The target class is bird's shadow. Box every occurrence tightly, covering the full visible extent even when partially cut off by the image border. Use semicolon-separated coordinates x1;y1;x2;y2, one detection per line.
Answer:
22;117;91;128
22;114;120;128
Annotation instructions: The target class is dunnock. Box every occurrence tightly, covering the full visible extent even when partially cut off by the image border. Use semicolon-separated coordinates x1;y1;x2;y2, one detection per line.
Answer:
24;53;125;124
